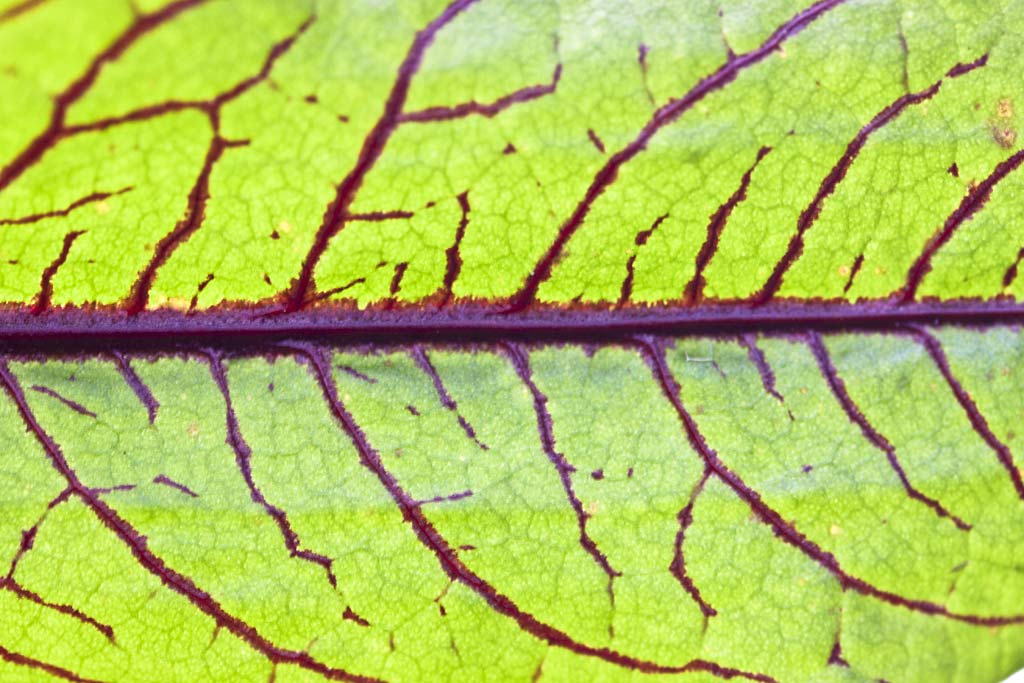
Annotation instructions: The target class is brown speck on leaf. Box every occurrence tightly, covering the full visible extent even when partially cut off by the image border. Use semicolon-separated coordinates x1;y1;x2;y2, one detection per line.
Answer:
838;264;850;276
991;125;1017;149
187;422;200;437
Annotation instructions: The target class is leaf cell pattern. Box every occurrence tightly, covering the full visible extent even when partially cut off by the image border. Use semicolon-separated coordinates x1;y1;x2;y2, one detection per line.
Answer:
0;330;1022;682
2;0;1024;315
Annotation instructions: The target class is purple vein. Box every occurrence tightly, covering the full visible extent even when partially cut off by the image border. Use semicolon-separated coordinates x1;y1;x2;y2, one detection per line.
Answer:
0;0;210;193
33;230;84;315
1;488;115;642
124;18;312;315
911;328;1024;500
618;213;669;306
296;344;776;681
636;337;1024;627
0;188;131;226
398;64;562;123
439;191;470;306
669;468;717;618
0;361;382;683
0;0;49;23
0;644;105;683
153;474;199;498
506;0;848;311
752;54;988;305
111;351;159;424
502;343;620;604
205;352;338;588
806;332;971;530
737;335;785;404
283;0;481;311
684;146;771;303
410;345;487;449
1002;246;1024;288
900;146;1024;302
29;384;96;418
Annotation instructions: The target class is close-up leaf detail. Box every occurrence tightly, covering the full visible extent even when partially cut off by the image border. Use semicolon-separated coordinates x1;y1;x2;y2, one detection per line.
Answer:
1;1;1023;682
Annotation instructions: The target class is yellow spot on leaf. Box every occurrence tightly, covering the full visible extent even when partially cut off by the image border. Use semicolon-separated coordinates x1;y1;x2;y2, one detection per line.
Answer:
830;524;843;536
95;201;110;215
998;98;1014;119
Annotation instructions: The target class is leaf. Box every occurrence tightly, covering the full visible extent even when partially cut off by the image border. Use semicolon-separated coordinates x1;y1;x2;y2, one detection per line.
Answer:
0;1;1023;682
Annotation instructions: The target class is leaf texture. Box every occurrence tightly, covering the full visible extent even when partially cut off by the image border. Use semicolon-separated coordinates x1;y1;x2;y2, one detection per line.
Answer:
0;333;1021;682
2;1;1024;682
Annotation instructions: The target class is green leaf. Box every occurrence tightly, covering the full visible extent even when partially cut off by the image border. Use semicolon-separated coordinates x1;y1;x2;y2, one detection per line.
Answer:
1;1;1023;682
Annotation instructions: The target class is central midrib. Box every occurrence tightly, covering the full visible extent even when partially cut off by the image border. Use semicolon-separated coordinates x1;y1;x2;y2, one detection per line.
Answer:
0;299;1020;353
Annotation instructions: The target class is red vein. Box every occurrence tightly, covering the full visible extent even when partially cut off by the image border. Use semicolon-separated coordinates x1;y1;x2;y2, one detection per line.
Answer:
338;364;377;384
618;214;669;306
0;188;131;226
900;146;1024;302
1002;246;1024;288
0;644;105;683
284;0;481;311
124;137;247;314
439;191;470;306
312;277;366;304
842;253;864;295
206;352;339;588
637;337;1024;627
1;487;115;642
2;578;115;642
111;351;159;424
502;343;620;603
0;0;48;23
342;606;370;627
410;345;487;450
0;362;382;683
33;230;84;315
0;0;210;193
397;64;562;123
389;262;408;299
29;384;96;418
737;335;784;404
806;332;971;530
298;344;775;681
506;0;848;311
684;146;771;303
586;128;605;154
124;18;311;315
637;44;656;107
911;328;1024;500
669;468;717;618
416;489;474;506
152;474;199;498
346;211;414;222
752;54;988;305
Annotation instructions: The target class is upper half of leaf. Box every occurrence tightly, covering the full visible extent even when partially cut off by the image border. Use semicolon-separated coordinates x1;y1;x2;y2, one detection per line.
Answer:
1;0;1022;314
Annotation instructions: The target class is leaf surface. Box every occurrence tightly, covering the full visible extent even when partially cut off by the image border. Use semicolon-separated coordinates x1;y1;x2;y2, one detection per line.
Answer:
1;1;1023;682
